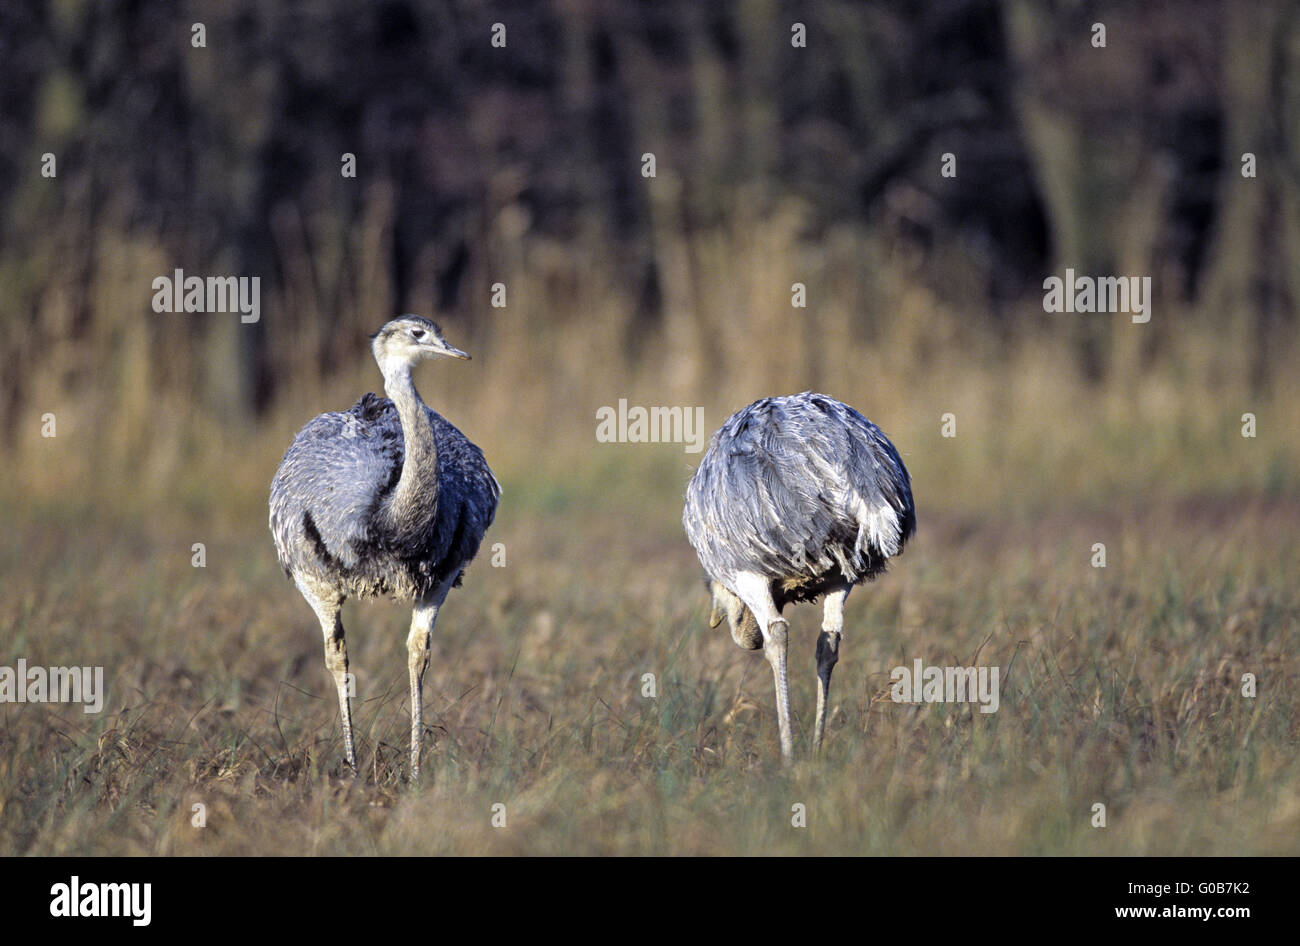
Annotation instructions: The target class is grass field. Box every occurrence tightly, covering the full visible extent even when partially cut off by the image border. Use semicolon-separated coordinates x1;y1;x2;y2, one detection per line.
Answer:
4;0;1300;863
2;367;1297;856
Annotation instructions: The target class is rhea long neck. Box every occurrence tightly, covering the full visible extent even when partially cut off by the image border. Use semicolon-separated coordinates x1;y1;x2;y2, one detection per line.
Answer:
381;361;439;535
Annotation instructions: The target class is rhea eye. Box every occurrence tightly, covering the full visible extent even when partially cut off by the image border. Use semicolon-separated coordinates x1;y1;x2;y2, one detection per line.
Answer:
411;328;426;340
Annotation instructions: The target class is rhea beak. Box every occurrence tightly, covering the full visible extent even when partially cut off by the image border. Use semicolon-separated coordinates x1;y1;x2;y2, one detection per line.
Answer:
437;343;471;361
706;579;726;627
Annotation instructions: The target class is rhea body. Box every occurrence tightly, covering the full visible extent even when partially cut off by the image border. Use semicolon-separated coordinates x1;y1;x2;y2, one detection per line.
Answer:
683;392;915;760
269;315;499;778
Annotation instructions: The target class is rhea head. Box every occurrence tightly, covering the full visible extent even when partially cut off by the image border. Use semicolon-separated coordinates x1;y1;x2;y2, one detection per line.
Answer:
371;314;470;382
706;578;763;650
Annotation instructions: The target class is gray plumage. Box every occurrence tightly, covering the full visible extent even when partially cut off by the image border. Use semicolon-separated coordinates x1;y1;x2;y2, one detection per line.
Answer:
683;392;915;760
270;393;498;601
269;314;499;779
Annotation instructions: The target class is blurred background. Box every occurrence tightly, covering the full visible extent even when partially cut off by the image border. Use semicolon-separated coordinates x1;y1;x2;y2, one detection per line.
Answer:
1;0;1298;856
1;0;1296;511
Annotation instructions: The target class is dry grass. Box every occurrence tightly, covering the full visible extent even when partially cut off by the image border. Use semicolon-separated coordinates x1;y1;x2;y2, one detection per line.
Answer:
4;2;1298;858
2;344;1297;854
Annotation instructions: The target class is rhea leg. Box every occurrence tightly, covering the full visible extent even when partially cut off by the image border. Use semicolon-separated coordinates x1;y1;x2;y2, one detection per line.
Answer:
407;576;455;781
731;572;793;762
299;581;356;772
814;585;850;753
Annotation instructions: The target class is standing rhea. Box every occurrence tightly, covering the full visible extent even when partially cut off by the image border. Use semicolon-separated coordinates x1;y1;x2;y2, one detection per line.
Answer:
683;392;915;761
269;315;499;779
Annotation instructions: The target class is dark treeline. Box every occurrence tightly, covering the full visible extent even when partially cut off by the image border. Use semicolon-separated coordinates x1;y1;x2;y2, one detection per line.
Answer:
0;0;1296;442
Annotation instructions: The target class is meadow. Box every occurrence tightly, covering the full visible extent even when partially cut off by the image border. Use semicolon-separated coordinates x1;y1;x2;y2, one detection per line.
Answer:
2;324;1296;856
4;0;1300;863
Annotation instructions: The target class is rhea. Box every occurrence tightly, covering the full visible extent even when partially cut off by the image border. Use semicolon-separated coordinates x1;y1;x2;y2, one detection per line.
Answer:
683;392;915;761
269;315;499;779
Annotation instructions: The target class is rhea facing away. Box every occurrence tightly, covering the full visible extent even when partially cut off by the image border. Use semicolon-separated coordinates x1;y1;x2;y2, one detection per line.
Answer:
683;392;915;761
269;315;499;779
